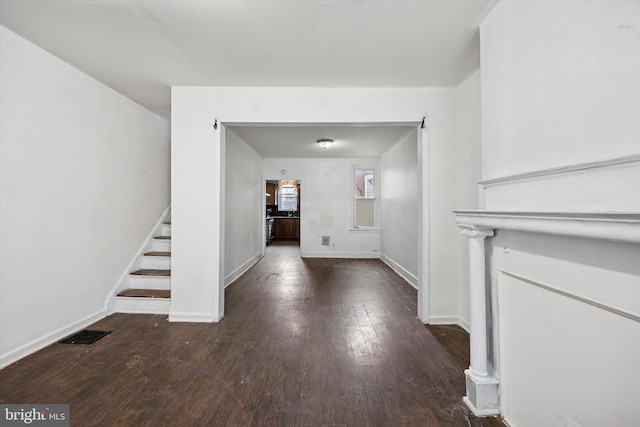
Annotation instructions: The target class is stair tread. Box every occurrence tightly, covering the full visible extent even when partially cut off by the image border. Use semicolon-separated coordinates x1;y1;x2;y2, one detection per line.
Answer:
164;221;171;225
117;289;171;298
144;251;171;257
131;269;171;276
154;235;171;240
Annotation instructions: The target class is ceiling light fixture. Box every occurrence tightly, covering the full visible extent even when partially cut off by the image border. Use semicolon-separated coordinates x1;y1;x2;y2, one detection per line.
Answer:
317;138;334;149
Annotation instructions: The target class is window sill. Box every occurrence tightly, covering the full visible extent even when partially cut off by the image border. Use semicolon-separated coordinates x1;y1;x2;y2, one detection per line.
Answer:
350;228;380;233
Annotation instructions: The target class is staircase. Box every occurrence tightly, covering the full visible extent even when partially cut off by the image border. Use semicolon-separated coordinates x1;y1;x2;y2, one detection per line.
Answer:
112;220;171;314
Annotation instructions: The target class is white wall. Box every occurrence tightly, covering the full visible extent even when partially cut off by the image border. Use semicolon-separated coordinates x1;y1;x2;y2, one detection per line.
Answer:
480;0;640;212
380;129;419;286
454;70;482;329
376;72;482;328
264;157;382;258
0;27;170;367
481;1;639;179
428;99;466;322
171;86;457;323
480;2;640;425
224;128;263;285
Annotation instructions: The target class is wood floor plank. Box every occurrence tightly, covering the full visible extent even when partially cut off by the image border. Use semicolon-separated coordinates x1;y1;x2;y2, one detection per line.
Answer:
117;289;170;298
143;251;171;257
0;241;505;427
129;269;170;276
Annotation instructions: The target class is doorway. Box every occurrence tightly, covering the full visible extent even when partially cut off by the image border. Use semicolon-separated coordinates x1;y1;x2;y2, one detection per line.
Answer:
265;179;301;250
223;121;428;323
170;115;430;325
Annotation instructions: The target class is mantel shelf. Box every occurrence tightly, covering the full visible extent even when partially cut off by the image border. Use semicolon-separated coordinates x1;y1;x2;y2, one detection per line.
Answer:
453;211;640;244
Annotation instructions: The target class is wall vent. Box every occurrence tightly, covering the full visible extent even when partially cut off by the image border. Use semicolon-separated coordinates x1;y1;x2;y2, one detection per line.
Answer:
322;236;330;246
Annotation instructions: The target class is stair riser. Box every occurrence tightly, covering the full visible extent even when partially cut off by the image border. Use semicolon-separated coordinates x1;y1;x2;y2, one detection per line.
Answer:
114;296;170;315
151;241;171;252
128;275;171;290
161;225;171;236
135;256;171;270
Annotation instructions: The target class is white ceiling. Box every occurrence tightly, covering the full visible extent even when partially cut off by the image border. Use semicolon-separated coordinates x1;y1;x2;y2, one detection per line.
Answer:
0;0;494;114
0;0;494;158
229;124;417;158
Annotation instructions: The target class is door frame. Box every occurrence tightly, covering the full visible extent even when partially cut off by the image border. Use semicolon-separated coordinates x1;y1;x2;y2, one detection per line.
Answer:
220;119;429;323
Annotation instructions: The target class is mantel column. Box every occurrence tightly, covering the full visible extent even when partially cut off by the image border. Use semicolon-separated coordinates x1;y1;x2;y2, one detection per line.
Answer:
459;225;500;416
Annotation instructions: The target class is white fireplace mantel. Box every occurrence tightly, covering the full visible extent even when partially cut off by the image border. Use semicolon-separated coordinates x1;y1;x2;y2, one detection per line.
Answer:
454;211;640;244
452;210;640;417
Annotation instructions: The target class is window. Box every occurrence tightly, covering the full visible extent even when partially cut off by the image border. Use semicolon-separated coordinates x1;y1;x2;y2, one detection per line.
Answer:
278;181;298;212
354;167;377;229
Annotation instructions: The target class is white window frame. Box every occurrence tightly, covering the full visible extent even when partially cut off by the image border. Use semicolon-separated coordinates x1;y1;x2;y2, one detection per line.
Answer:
278;183;298;212
352;164;379;230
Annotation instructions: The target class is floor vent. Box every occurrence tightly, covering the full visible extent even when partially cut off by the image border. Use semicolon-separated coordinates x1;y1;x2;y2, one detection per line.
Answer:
58;330;112;345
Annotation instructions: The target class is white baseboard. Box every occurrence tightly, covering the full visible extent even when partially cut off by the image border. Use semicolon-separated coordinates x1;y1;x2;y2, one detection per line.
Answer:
168;311;220;323
224;253;261;288
429;315;470;333
379;254;418;289
300;250;380;259
458;316;470;333
0;309;106;369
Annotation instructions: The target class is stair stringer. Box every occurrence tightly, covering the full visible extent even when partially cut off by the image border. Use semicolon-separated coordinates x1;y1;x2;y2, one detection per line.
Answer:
105;206;171;315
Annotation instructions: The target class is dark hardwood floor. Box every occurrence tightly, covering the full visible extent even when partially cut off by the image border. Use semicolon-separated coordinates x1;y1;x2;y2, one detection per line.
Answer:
0;241;504;426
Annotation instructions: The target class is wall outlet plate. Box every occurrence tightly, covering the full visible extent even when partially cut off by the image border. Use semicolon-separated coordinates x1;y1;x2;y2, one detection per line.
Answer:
322;236;330;246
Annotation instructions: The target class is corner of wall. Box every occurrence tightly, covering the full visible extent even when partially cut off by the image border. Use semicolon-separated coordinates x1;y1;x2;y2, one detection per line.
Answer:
0;309;107;369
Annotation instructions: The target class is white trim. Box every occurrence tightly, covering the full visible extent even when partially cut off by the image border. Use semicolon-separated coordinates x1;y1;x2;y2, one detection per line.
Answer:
380;254;418;289
500;269;639;322
496;269;508;417
416;124;430;323
459;316;471;333
216;118;423;128
105;205;171;314
428;315;471;333
0;309;106;369
454;211;640;244
352;163;380;230
300;250;380;259
463;395;501;417
479;154;640;187
112;297;170;315
262;179;268;257
455;210;640;418
168;312;219;323
216;125;226;322
211;115;426;325
225;253;262;288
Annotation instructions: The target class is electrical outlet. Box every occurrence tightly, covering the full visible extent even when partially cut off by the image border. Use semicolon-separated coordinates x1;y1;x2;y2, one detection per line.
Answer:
322;236;330;246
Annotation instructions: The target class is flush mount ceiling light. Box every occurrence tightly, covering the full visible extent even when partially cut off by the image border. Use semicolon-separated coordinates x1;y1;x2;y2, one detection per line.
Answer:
317;138;334;149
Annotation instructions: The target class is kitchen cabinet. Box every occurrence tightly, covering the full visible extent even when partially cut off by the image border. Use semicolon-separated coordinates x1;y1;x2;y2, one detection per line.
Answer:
266;183;277;205
272;218;299;240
